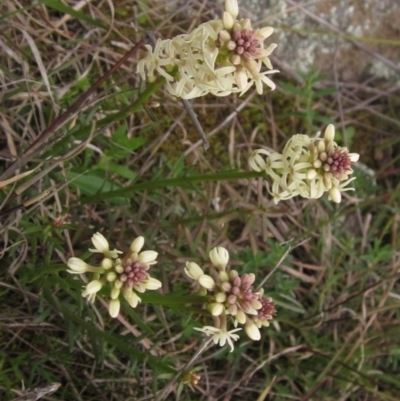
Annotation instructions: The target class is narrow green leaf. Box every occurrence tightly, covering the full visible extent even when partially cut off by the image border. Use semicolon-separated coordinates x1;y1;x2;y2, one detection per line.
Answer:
95;161;137;180
38;0;106;29
278;81;306;97
313;87;337;97
66;170;129;204
83;170;265;203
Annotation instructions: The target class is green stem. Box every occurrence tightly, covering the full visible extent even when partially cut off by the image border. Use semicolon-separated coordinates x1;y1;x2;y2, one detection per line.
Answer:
83;170;266;203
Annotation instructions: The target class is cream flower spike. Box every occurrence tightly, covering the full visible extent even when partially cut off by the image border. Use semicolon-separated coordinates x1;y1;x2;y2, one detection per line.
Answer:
249;125;360;204
137;0;278;99
184;247;276;345
66;234;162;318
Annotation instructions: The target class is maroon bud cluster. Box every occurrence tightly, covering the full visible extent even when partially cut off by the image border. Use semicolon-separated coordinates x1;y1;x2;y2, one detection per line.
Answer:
221;273;258;313
119;259;149;289
256;297;276;322
325;149;352;178
231;29;260;61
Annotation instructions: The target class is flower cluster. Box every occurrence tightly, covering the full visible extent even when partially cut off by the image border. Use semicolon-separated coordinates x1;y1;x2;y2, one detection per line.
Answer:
185;246;276;351
181;370;201;386
249;124;360;204
137;0;278;99
67;233;162;317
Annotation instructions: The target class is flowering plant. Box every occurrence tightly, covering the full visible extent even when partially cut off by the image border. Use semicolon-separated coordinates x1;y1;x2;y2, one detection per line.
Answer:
137;0;278;99
249;124;360;204
185;246;276;351
64;2;361;353
67;233;161;317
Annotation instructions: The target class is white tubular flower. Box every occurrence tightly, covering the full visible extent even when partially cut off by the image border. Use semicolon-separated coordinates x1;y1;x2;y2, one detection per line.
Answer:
248;148;270;172
184;262;205;280
249;125;360;204
235;310;246;325
225;0;239;20
349;153;360;163
90;232;108;252
195;325;241;352
67;257;102;274
130;236;144;254
209;247;229;271
244;317;261;341
198;275;216;290
196;314;242;352
89;232;122;259
85;279;103;295
329;186;342;203
258;26;274;39
234;66;248;90
81;289;96;304
137;39;175;83
324;124;335;142
209;302;225;316
243;60;277;93
110;286;120;300
109;299;120;318
138;250;158;265
223;11;235;30
145;277;162;290
123;288;141;308
306;169;317;180
195;313;241;352
67;257;87;273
